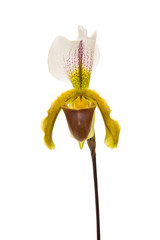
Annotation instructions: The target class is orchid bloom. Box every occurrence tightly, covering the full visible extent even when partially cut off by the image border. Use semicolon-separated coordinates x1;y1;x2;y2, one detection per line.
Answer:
41;26;120;150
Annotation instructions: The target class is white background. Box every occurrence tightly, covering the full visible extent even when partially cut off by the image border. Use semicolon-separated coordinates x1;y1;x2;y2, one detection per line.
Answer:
0;0;160;239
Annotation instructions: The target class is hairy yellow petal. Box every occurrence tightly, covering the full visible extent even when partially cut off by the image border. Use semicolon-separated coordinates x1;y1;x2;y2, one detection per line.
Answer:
41;89;81;150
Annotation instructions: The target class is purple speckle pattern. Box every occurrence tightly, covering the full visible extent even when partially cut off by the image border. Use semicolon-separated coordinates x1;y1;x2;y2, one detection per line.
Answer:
63;39;94;88
78;40;83;67
65;40;94;74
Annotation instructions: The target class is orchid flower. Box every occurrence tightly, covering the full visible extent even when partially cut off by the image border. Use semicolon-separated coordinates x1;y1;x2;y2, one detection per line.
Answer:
41;26;120;150
41;26;121;240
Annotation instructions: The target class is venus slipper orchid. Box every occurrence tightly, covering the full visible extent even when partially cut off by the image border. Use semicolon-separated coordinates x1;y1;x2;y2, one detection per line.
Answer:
42;26;120;150
41;26;120;240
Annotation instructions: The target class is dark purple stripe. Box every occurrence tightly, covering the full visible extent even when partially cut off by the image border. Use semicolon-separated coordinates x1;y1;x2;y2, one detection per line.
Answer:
78;40;83;65
78;40;83;87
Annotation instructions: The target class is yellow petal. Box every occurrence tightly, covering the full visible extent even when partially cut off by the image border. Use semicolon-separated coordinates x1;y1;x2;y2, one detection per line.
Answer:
41;89;82;150
78;89;120;148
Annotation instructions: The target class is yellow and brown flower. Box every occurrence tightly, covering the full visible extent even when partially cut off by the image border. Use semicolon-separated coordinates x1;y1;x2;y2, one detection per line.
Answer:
41;26;120;150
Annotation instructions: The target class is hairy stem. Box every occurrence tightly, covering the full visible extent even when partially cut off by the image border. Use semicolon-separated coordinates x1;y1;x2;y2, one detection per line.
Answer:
87;134;101;240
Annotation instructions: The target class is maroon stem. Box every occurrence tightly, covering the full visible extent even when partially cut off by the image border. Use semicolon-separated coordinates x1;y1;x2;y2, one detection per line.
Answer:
87;134;101;240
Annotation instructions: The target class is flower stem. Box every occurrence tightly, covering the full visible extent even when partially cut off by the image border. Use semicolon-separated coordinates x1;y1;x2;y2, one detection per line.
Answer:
87;134;101;240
